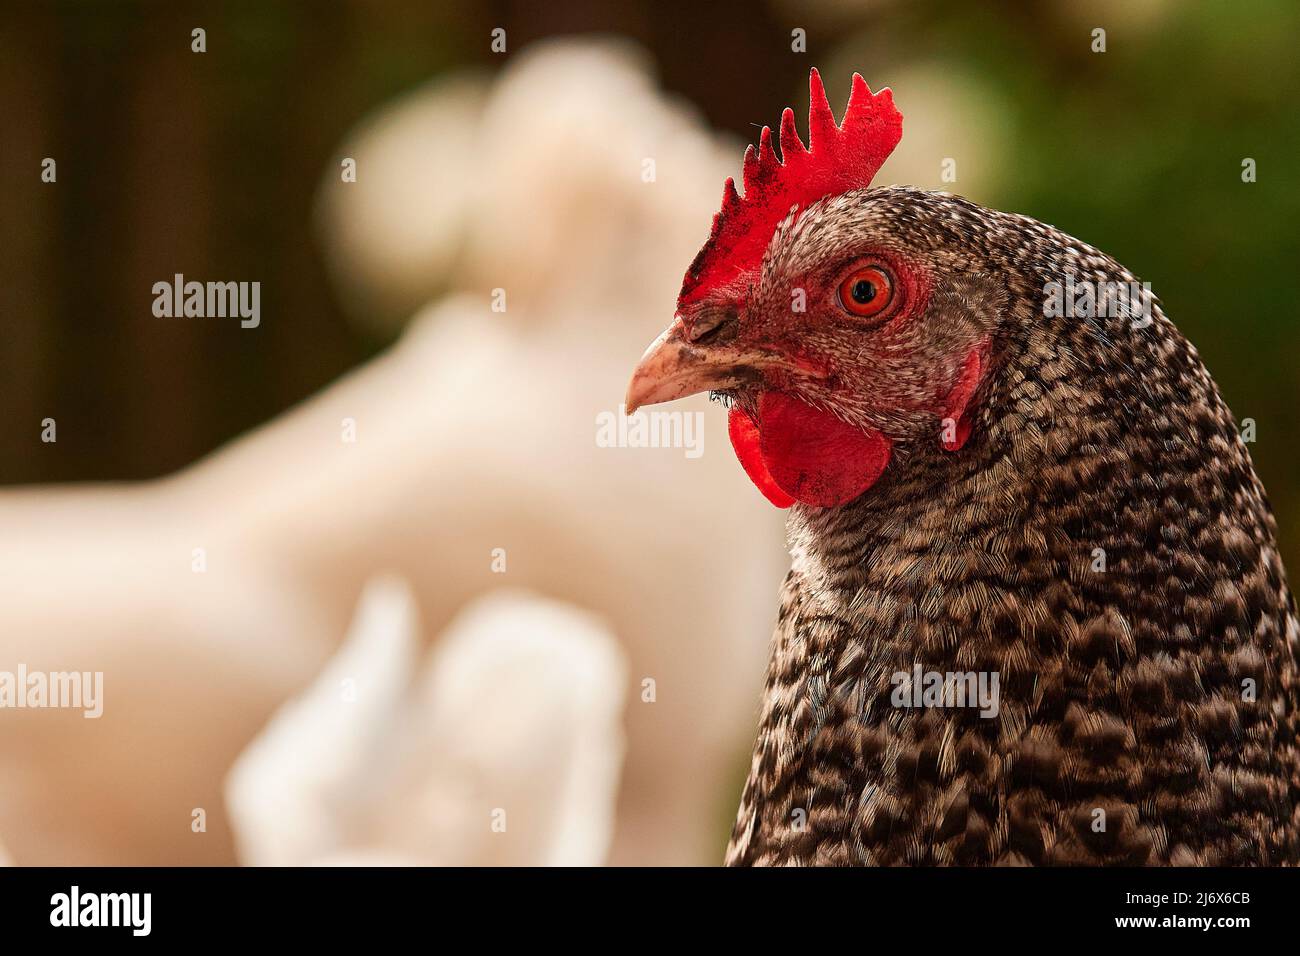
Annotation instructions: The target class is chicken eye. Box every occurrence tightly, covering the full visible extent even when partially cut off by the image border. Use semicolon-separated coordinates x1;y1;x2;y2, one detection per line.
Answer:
837;265;895;319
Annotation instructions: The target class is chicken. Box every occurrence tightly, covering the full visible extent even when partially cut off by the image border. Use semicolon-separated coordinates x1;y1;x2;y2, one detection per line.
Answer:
626;69;1300;865
225;579;626;867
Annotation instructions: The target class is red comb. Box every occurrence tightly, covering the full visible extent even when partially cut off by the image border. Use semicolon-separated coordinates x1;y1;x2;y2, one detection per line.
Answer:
679;69;902;307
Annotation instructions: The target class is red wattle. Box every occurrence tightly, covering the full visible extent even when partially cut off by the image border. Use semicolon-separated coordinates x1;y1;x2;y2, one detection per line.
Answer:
728;406;795;508
728;395;893;509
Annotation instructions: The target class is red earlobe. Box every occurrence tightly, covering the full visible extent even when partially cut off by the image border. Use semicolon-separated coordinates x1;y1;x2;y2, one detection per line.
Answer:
940;340;991;452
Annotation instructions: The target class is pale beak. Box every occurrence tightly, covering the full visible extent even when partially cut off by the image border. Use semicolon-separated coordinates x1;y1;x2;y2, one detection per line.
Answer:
625;318;772;414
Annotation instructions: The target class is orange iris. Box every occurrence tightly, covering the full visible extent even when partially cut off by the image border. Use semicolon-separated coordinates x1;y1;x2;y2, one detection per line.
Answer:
837;265;894;319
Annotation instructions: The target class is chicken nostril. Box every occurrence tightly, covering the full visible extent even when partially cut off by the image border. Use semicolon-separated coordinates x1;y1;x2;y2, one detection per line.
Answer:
686;308;737;346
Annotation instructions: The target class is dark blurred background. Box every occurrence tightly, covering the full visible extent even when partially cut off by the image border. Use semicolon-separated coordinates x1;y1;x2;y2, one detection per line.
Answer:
2;0;1298;571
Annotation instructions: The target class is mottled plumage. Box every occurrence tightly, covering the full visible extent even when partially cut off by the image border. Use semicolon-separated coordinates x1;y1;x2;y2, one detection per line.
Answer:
724;189;1300;866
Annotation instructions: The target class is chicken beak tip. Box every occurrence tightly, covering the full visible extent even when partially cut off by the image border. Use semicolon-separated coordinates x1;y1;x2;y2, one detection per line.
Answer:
624;321;686;414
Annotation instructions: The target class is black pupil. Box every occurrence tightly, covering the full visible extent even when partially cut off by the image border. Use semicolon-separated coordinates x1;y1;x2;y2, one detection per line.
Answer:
851;279;877;304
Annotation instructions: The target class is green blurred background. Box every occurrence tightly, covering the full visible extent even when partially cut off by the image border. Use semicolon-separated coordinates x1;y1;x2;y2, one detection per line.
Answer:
2;0;1297;573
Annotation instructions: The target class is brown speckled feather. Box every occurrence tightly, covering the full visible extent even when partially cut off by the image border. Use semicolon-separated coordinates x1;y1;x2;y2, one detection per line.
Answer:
725;188;1300;866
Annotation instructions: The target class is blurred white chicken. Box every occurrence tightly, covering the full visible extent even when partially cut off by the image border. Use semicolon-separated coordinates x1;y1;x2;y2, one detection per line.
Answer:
0;38;785;865
227;578;625;866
